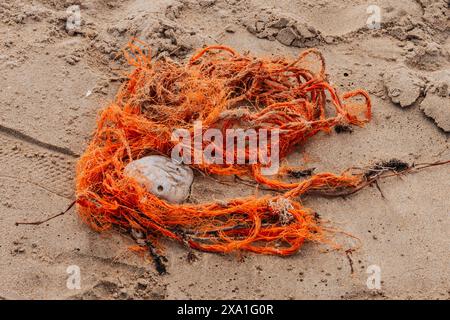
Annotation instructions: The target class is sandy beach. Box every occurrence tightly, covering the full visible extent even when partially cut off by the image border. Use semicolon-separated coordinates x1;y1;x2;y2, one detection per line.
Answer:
0;0;448;299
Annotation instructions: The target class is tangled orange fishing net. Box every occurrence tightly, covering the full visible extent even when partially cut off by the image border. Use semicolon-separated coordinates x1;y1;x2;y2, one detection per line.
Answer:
75;40;371;256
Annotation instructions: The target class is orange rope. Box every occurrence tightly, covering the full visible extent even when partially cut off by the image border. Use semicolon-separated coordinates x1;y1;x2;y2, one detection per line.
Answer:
75;41;371;256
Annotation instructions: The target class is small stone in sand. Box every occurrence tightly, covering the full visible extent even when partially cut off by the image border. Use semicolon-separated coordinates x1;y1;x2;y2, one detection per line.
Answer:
420;93;450;132
276;27;297;46
383;66;424;107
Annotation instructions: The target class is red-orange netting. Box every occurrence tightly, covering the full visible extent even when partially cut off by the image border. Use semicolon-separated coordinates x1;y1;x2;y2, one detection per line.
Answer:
75;40;371;256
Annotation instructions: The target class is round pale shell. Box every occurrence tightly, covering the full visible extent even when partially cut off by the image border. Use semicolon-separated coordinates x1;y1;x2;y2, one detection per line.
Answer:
124;155;194;204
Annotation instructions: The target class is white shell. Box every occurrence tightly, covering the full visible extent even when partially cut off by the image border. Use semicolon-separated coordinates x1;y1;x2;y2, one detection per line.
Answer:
124;155;194;203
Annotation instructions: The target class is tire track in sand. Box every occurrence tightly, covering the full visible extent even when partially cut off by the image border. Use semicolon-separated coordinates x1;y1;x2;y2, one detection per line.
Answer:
0;127;77;199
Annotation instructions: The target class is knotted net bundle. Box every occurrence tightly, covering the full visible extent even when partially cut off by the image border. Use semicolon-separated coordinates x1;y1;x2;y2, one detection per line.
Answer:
75;41;371;255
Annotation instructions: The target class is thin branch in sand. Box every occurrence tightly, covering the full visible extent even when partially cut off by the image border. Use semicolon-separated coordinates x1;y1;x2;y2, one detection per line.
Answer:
15;200;76;226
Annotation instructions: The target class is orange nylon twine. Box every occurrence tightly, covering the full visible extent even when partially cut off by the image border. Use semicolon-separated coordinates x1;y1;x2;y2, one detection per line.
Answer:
75;40;371;256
